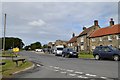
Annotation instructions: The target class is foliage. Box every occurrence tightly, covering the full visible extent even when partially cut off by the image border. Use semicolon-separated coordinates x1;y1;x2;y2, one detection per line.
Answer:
0;37;24;50
42;44;48;48
24;42;42;50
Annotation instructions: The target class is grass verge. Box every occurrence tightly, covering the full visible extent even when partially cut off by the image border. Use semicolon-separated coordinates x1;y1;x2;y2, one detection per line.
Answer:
1;59;33;78
78;53;94;59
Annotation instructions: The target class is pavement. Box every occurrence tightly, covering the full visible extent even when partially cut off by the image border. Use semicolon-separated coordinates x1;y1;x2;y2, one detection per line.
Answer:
10;51;119;80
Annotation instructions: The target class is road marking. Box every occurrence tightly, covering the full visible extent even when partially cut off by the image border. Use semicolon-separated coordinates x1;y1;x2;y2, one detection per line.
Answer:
75;71;83;74
85;74;96;77
68;73;76;76
36;64;41;67
54;70;59;72
49;66;53;68
78;76;88;79
60;71;67;74
66;69;74;72
100;77;107;79
54;67;59;69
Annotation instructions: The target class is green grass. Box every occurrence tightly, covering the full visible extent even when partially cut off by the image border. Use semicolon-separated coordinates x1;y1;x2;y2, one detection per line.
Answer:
78;52;94;58
0;50;19;57
1;59;33;78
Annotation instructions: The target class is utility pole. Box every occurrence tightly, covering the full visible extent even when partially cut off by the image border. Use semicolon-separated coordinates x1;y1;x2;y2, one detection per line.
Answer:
3;13;6;54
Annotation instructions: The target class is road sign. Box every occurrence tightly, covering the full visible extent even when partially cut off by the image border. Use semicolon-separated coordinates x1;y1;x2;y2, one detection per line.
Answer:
13;48;19;52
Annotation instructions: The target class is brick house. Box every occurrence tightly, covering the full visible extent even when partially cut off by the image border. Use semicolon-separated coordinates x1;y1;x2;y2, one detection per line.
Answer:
77;20;100;52
68;33;78;51
89;19;120;51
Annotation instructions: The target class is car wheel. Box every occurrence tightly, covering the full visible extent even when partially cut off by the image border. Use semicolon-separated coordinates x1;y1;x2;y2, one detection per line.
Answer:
95;55;100;60
113;55;119;61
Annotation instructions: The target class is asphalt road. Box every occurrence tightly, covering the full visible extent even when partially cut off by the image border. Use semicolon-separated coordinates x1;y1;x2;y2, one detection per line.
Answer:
13;51;119;79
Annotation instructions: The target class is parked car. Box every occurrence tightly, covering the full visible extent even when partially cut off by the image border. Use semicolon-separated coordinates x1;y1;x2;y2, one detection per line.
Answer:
93;46;120;61
35;49;43;52
62;48;78;58
54;45;64;56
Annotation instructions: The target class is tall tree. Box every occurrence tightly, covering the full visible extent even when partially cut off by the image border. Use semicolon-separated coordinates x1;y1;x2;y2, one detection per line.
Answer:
0;37;24;50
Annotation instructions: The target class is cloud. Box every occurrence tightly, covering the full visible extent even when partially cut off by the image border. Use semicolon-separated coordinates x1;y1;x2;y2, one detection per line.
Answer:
2;2;118;45
28;19;46;26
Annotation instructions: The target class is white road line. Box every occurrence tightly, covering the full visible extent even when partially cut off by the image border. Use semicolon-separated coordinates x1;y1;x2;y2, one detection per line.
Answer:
85;74;97;77
60;72;67;74
78;76;88;79
75;71;83;74
68;73;76;76
54;70;59;72
66;69;74;72
100;77;107;79
49;66;53;68
54;67;59;69
36;64;41;67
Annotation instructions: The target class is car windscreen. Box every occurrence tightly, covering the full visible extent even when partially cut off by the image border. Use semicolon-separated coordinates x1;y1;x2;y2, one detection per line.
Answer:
110;46;119;51
57;48;63;50
68;48;74;51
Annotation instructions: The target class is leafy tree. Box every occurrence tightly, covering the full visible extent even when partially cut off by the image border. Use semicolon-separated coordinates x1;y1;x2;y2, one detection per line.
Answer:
0;37;24;50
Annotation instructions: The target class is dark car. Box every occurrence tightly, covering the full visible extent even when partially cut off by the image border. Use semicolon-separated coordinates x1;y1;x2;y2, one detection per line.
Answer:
93;46;120;61
62;48;78;58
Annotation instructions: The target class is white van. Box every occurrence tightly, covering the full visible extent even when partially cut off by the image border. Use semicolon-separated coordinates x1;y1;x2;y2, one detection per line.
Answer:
54;45;64;56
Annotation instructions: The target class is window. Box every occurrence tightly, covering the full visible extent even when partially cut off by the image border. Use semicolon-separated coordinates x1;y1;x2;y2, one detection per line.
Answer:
81;37;84;42
100;37;102;41
92;46;95;49
92;38;95;42
116;35;120;40
71;43;73;46
81;42;84;45
81;46;84;50
108;36;112;41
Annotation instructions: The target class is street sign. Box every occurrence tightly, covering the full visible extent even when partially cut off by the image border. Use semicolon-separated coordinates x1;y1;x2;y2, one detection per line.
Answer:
13;48;19;52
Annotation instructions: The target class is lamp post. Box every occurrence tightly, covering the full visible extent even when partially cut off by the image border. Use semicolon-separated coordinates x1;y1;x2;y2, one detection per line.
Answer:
3;13;6;54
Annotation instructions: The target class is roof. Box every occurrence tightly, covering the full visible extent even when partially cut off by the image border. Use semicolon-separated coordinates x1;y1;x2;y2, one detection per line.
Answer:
68;36;77;43
78;26;95;37
90;24;120;38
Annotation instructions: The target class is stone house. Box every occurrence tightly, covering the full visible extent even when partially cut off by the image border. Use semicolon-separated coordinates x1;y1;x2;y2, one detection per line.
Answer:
89;19;120;51
67;33;78;52
77;20;100;52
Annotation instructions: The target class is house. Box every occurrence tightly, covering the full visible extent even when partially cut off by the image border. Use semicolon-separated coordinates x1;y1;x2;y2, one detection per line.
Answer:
77;20;100;52
89;18;120;51
67;33;78;52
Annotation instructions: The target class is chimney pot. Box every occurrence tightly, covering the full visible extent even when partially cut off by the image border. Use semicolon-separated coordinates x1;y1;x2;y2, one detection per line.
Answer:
110;18;114;26
94;20;98;26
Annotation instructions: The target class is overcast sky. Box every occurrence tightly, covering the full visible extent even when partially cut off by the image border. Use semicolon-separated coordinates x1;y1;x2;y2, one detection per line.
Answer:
1;1;119;46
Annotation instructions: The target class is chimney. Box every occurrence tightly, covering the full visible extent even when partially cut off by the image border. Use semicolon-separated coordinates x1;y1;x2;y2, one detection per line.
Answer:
110;18;114;26
72;33;75;37
83;27;86;30
94;20;98;26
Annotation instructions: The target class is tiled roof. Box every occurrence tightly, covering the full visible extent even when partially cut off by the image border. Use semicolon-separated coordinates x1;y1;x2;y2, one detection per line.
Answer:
90;24;120;38
68;36;77;43
78;26;95;37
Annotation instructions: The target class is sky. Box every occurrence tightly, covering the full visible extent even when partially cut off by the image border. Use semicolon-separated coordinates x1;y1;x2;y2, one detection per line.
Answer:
1;1;119;46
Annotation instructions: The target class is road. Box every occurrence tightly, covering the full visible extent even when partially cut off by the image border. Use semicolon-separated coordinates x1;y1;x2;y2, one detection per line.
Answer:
13;51;118;79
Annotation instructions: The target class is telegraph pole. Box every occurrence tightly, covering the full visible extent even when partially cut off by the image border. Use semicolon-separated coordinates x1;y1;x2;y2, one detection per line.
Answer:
3;13;6;54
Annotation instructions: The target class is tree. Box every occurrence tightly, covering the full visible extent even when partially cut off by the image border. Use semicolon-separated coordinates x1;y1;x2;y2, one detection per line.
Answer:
42;44;48;48
0;37;24;50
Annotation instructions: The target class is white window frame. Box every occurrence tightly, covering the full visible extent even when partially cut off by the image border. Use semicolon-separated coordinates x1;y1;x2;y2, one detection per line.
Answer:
81;46;84;50
92;38;95;42
92;46;95;49
100;37;102;41
108;36;112;41
116;35;120;40
81;37;84;42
